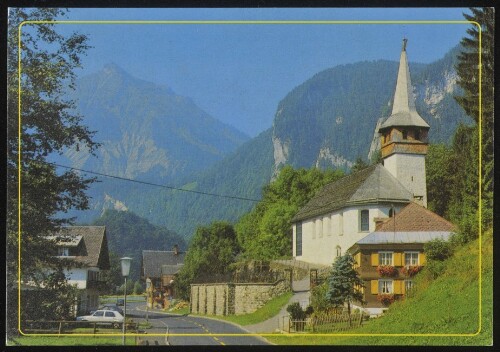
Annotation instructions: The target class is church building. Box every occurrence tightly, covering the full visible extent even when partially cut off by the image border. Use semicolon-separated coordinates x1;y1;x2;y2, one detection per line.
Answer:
291;39;450;267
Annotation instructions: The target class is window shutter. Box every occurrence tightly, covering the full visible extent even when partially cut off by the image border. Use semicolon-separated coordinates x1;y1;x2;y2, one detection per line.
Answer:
419;252;426;265
354;253;361;267
371;280;378;294
371;253;378;266
393;252;402;266
394;280;403;294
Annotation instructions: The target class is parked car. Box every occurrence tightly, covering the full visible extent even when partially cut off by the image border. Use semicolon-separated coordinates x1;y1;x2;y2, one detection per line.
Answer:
76;310;124;328
90;303;124;316
116;298;124;306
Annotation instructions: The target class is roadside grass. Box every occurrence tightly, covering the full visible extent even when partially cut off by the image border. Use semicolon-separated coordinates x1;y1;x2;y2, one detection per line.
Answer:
267;229;492;345
8;335;136;346
168;306;190;315
192;291;293;326
100;294;146;303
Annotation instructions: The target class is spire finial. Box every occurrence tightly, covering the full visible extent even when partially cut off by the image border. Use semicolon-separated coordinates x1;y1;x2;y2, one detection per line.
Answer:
402;38;408;52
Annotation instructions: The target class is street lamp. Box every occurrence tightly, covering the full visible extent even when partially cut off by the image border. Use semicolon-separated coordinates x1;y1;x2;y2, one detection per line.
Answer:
120;257;132;346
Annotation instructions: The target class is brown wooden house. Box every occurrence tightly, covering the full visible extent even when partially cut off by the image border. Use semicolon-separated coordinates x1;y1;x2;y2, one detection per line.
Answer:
141;245;186;308
348;202;456;316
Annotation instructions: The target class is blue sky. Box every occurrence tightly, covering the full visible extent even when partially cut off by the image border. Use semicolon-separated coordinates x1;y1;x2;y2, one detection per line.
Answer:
45;8;471;137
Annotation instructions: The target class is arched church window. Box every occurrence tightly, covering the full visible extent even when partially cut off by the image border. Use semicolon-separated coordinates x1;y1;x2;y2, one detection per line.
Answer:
336;245;342;257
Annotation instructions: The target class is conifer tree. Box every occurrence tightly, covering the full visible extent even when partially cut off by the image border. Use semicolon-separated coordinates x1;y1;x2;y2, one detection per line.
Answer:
454;7;494;228
326;254;365;325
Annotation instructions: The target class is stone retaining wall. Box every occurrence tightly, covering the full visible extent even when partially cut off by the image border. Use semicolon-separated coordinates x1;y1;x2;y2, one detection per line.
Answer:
190;279;290;316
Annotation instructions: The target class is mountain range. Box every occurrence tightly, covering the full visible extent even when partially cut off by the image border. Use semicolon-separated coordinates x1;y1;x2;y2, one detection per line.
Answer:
66;44;471;238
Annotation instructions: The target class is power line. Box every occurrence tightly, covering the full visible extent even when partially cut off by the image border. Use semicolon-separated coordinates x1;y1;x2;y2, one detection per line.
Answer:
40;160;261;203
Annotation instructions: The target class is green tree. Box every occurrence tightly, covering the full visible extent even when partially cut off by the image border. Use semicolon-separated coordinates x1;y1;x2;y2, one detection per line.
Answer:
454;7;494;229
175;222;240;300
326;254;365;325
426;144;454;218
236;166;344;259
133;281;144;295
350;157;369;174
7;9;97;334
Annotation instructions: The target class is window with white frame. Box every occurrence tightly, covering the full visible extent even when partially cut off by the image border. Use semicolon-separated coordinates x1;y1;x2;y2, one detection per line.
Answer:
405;252;419;266
379;279;393;294
379;251;393;265
359;209;369;232
405;280;414;292
58;247;69;256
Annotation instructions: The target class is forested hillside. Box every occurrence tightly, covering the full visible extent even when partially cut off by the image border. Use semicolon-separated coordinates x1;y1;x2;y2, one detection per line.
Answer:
72;44;471;240
91;210;186;282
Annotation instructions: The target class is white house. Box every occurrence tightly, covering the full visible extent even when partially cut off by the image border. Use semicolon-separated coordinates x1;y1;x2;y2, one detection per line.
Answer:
291;39;431;266
48;226;110;315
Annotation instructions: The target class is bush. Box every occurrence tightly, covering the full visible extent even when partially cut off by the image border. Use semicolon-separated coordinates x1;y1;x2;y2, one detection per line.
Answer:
424;239;453;261
286;302;306;320
310;281;336;313
133;281;144;295
424;260;448;279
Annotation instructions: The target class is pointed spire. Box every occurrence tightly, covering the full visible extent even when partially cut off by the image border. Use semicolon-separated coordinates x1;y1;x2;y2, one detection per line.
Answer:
379;39;429;131
392;38;416;115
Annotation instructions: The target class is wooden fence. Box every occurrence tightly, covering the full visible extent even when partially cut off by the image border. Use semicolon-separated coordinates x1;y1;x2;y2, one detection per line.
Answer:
24;320;139;335
288;312;365;333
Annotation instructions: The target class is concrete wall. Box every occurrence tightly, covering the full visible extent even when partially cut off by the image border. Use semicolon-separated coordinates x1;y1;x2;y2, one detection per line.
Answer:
293;205;406;266
190;279;290;316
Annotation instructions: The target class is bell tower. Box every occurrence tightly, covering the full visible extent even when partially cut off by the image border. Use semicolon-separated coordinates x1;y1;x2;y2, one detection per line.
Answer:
378;39;429;207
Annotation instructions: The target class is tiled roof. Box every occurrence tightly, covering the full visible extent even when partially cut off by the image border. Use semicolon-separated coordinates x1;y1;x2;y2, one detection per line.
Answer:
356;231;453;244
57;226;110;269
375;202;457;232
142;250;186;278
292;164;411;222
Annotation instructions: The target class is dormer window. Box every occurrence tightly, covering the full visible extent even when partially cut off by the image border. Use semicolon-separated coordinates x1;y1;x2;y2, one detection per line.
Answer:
58;247;69;256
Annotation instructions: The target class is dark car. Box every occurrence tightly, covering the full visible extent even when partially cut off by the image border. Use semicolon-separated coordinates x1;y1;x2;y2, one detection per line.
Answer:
116;298;124;306
90;303;124;316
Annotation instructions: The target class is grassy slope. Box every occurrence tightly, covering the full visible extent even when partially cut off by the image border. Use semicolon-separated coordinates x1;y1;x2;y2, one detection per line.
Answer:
268;229;493;346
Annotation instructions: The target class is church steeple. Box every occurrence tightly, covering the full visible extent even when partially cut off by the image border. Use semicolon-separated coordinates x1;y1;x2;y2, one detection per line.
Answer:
379;38;430;133
378;39;429;207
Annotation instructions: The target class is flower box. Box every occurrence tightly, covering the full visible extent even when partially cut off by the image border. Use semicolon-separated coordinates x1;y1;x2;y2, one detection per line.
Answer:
376;265;398;277
377;294;395;306
400;265;422;277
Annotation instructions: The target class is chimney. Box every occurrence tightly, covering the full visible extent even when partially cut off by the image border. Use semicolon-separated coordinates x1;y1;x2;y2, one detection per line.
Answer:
173;244;179;255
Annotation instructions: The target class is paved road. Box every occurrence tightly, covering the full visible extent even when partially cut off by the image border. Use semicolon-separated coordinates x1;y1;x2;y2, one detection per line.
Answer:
125;301;270;346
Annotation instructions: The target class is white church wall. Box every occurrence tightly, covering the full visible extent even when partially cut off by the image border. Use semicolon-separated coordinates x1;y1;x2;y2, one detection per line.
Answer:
293;204;403;265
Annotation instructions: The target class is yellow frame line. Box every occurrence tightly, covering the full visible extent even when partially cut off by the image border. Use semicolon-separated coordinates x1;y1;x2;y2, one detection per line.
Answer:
16;19;483;338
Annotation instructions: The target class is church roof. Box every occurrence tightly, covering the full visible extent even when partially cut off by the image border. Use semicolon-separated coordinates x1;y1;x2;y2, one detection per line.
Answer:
375;202;457;232
379;39;430;132
291;164;412;222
